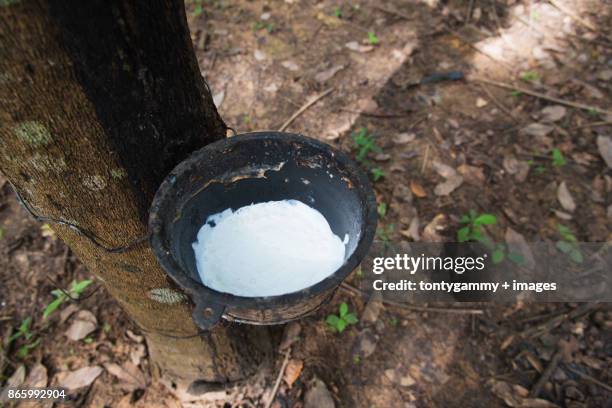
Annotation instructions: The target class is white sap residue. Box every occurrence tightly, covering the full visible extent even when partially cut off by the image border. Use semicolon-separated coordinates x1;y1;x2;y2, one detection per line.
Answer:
192;200;347;297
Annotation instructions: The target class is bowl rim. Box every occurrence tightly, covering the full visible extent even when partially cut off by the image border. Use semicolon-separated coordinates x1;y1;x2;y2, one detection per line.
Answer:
148;131;377;313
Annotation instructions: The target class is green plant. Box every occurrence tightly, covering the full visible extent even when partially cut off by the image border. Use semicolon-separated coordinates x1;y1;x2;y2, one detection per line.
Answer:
326;302;358;333
389;317;399;327
253;21;274;33
352;127;381;162
43;279;93;319
377;224;394;245
0;226;4;239
457;211;523;265
510;90;522;97
457;211;496;243
7;317;41;358
190;0;203;17
551;148;566;167
371;167;385;181
333;6;342;18
587;107;600;117
520;71;539;82
377;202;387;218
556;224;583;263
367;31;379;45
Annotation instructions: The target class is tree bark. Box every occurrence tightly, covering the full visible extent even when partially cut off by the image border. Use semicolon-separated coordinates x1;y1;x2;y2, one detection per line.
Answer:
0;0;271;384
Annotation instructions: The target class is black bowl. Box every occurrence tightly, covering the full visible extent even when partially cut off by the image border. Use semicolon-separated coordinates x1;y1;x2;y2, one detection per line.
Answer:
149;132;377;329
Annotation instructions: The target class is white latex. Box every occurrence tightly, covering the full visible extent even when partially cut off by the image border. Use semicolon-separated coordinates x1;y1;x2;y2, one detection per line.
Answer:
192;200;347;297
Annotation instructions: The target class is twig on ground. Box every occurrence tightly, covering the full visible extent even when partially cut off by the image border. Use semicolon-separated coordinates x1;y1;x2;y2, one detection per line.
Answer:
520;303;599;339
264;349;291;408
476;83;519;121
420;144;430;174
444;26;514;70
529;349;562;397
278;88;334;132
567;366;612;394
546;0;597;31
570;120;612;131
471;77;612;116
340;282;484;315
338;108;414;118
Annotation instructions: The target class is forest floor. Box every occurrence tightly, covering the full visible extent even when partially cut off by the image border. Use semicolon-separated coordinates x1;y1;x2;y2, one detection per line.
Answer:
1;0;611;407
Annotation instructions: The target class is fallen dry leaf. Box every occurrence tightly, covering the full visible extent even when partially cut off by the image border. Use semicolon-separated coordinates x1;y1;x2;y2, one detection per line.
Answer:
24;363;48;388
400;216;420;242
540;105;566;122
212;90;225;108
434;175;463;196
5;364;26;388
361;291;383;324
457;164;485;185
345;41;374;53
490;380;558;407
281;60;300;72
596;135;612;168
475;97;488;108
280;322;302;350
130;343;147;366
284;359;304;388
432;160;457;178
315;65;344;83
505;228;536;269
394;132;416;144
104;362;146;392
59;304;79;324
503;156;530;182
557;181;576;212
58;366;103;391
254;49;266;61
422;214;446;242
521;123;554;138
304;378;335;408
65;310;97;341
410;180;427;198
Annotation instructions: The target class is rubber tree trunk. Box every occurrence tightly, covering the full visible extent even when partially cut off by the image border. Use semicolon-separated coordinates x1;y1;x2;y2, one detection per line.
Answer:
0;0;272;384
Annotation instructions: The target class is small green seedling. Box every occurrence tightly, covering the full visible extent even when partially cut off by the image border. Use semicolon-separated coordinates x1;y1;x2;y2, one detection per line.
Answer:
253;21;274;33
191;0;203;16
587;107;600;117
377;202;387;218
510;90;522;97
377;224;394;246
333;6;342;18
367;31;380;45
352;127;381;162
457;211;523;265
8;317;40;359
43;279;93;319
0;226;4;240
556;224;583;263
389;317;399;327
326;302;358;333
371;167;385;182
520;71;540;82
457;211;496;243
551;148;566;167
